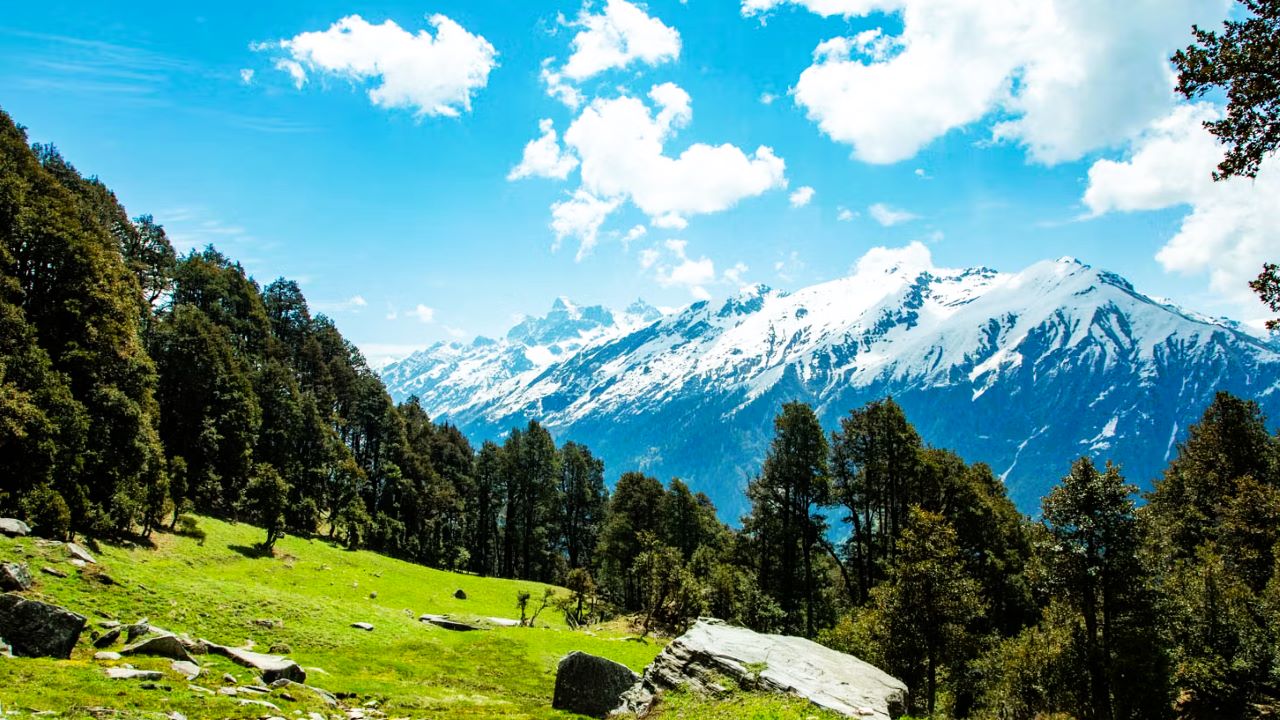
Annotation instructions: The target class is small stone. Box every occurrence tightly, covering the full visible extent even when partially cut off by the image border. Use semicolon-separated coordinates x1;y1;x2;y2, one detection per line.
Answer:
0;562;32;591
350;622;374;631
70;559;87;569
238;699;281;712
171;660;201;679
106;667;164;681
218;687;239;696
453;589;467;600
66;542;96;564
94;651;123;661
223;673;237;684
98;620;121;629
369;591;377;599
40;566;67;579
94;627;122;648
188;684;214;695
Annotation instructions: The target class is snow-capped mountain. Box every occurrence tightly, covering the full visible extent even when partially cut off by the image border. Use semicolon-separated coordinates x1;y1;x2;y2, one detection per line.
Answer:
381;256;1280;516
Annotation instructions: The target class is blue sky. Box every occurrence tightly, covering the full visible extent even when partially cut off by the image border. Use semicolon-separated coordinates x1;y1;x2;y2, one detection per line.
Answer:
1;0;1274;365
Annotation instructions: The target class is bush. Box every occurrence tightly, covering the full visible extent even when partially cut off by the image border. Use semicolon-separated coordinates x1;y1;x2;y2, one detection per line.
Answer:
175;514;206;545
22;485;71;540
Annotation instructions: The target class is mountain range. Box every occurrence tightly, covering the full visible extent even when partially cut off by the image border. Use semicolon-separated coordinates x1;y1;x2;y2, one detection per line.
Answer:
381;254;1280;517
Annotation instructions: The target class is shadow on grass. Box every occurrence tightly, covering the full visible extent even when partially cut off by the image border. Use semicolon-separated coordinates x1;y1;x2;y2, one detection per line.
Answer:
228;543;274;559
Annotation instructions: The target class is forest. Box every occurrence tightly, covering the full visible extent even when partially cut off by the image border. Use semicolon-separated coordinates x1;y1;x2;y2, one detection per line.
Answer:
2;97;1280;720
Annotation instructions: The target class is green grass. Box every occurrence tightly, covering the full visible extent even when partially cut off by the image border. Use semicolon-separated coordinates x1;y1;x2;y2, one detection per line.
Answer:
0;517;661;718
645;687;851;720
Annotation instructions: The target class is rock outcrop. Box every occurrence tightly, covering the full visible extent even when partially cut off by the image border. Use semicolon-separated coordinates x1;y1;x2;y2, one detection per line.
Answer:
206;642;307;684
0;562;32;591
123;634;196;662
552;651;639;719
0;519;30;537
0;593;86;658
615;618;908;719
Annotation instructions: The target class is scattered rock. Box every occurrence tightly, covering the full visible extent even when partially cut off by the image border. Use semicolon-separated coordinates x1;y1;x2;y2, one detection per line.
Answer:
171;660;201;679
0;593;86;658
350;622;374;631
66;542;96;564
615;618;909;719
269;642;291;655
205;641;307;684
453;589;467;600
70;559;87;569
222;673;237;684
485;616;521;628
239;684;271;694
218;686;238;696
419;614;481;632
0;562;32;591
94;651;123;661
369;591;377;599
98;620;121;629
94;627;122;648
237;698;281;712
270;679;339;708
106;667;163;681
40;566;67;579
552;651;640;719
122;634;195;662
0;519;30;537
188;684;213;695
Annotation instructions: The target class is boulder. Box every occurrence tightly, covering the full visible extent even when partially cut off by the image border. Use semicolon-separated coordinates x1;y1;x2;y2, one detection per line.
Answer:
615;618;908;719
553;651;640;718
350;622;374;631
93;627;122;648
0;593;86;658
453;589;467;600
419;614;482;631
0;562;32;592
205;642;307;684
122;634;195;662
66;542;96;564
0;519;30;537
107;667;163;681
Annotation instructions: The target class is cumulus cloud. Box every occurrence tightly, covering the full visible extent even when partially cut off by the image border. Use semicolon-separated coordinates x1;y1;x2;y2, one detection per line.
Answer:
837;206;856;222
550;190;622;260
562;82;788;229
258;14;497;117
789;185;816;207
1083;103;1280;313
239;68;255;84
652;239;715;299
410;304;436;323
509;119;579;180
868;202;917;226
763;0;1228;164
852;240;935;277
541;0;681;107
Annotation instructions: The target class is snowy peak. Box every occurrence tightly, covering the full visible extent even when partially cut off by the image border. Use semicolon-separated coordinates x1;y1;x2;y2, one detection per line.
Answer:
506;297;616;346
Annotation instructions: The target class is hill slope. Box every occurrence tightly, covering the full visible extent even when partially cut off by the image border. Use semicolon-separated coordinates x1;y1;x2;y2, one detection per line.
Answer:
382;254;1280;514
0;519;661;718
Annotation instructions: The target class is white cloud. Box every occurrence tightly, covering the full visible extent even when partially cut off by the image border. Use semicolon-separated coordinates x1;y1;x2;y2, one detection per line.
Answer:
645;239;716;299
239;68;255;84
259;14;497;117
852;240;934;277
1083;103;1280;313
562;82;787;229
724;261;750;287
550;190;621;260
509;119;580;180
771;0;1229;165
760;91;777;105
868;202;917;226
789;185;816;207
639;247;661;269
623;224;648;248
410;304;436;323
561;0;681;81
837;206;856;222
774;250;806;281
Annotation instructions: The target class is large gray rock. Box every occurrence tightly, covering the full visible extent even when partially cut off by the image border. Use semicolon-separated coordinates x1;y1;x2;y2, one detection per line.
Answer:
553;652;639;719
0;593;85;658
0;519;30;537
205;642;306;684
123;634;195;662
615;618;908;719
0;562;32;591
65;542;96;564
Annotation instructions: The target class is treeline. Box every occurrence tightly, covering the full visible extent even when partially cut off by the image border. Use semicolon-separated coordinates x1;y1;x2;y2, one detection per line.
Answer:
5;108;1280;719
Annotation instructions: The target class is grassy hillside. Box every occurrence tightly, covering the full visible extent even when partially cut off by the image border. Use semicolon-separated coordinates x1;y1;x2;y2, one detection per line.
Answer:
0;518;663;718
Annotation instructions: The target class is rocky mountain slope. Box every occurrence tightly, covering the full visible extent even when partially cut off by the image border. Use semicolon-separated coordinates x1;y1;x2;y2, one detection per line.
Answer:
382;255;1280;515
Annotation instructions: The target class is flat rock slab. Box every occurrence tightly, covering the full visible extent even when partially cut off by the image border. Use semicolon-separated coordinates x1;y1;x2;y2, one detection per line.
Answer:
419;614;482;631
107;668;164;681
66;542;96;564
123;634;195;662
485;617;521;628
553;651;640;718
94;651;123;661
206;642;307;684
616;618;908;719
0;519;30;537
40;567;67;579
171;660;201;679
0;562;32;592
0;593;86;659
350;622;374;631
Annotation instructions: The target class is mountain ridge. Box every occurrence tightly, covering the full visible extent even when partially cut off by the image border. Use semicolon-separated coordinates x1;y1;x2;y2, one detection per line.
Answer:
381;253;1280;516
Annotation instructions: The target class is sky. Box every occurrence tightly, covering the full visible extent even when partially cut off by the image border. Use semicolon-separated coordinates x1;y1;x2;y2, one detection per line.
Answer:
1;0;1276;366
